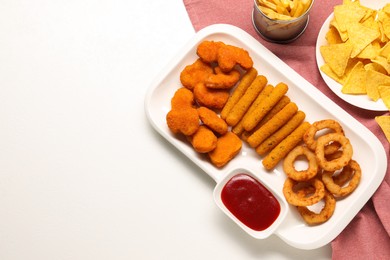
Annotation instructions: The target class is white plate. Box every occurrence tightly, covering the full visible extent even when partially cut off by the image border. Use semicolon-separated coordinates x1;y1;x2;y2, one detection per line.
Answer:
315;0;389;111
145;24;387;250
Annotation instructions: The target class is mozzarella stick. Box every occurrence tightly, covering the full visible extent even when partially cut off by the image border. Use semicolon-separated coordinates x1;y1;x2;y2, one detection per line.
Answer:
247;102;298;148
220;67;258;119
241;95;290;140
262;121;311;170
225;75;268;126
256;110;306;155
242;82;289;132
232;84;274;136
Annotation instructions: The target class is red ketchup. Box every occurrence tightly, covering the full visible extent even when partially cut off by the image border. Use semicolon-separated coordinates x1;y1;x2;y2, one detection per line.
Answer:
221;173;281;231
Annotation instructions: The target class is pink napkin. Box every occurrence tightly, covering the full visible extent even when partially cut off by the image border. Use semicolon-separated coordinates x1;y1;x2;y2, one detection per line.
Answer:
184;0;390;258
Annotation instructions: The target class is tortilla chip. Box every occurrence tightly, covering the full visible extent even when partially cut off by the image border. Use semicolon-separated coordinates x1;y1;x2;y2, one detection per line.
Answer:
347;22;380;58
320;41;353;77
366;70;390;101
365;62;388;75
371;56;390;74
333;3;366;33
326;26;343;44
378;85;390;110
357;41;381;59
342;61;367;94
375;115;390;143
380;41;390;59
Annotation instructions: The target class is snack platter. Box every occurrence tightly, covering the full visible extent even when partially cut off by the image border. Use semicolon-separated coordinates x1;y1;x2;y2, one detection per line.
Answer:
144;24;387;250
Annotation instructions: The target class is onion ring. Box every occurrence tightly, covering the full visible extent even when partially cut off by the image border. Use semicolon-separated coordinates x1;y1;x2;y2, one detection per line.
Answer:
283;146;319;181
296;191;336;225
283;178;325;206
322;160;361;197
315;133;353;172
303;119;344;151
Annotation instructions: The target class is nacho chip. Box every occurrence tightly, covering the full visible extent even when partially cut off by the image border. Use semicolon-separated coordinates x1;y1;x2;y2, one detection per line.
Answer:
326;26;343;44
333;2;366;33
357;41;381;59
320;41;353;77
366;70;390;101
371;56;390;74
378;85;390;110
365;62;388;75
342;61;366;94
375;115;390;143
347;22;380;58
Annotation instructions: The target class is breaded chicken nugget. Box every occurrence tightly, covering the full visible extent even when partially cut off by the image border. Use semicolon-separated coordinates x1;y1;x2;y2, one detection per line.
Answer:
196;40;226;63
180;59;213;90
171;87;195;109
188;125;217;153
205;66;241;89
166;108;200;136
209;132;242;168
193;82;230;110
197;106;228;135
217;44;253;72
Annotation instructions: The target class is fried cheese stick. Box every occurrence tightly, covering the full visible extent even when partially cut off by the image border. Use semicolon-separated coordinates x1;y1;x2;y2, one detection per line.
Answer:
220;67;258;119
256;110;306;156
241;95;291;140
247;102;298;148
262;121;311;170
242;82;289;132
225;75;268;126
232;84;274;136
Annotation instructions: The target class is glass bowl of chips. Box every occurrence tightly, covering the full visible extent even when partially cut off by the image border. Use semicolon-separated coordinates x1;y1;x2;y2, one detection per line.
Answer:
252;0;314;43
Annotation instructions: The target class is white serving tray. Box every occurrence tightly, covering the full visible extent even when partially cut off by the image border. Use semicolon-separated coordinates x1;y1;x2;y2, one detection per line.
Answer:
144;24;387;250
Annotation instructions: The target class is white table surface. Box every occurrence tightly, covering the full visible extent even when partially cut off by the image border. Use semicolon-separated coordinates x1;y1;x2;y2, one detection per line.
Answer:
0;0;332;259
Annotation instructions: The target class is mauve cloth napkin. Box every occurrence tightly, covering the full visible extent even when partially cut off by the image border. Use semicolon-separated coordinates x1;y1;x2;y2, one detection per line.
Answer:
183;0;390;258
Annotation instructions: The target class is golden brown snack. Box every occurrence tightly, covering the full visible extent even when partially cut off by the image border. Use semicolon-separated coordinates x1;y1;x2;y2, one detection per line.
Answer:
247;102;298;148
204;66;241;89
197;106;228;135
241;95;291;140
255;110;306;156
243;82;289;132
189;125;217;153
208;132;242;168
220;67;258;119
262;121;311;170
297;191;336;225
225;75;268;126
171;87;195;109
283;145;319;182
180;59;214;90
193;82;230;110
166;108;200;136
303;119;345;151
232;84;274;137
196;40;226;63
282;178;325;207
217;44;254;72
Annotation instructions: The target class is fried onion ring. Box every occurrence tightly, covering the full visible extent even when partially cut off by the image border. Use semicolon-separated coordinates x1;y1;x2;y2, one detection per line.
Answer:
315;133;353;172
283;146;319;181
303;119;345;151
322;160;361;197
296;191;336;225
283;178;325;206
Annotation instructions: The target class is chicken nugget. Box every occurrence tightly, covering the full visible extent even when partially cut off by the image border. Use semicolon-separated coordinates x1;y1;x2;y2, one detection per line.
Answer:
197;40;226;63
171;87;195;109
197;106;228;135
204;66;241;89
217;44;253;72
193;82;230;110
188;125;217;153
180;59;213;90
208;132;242;168
166;108;199;136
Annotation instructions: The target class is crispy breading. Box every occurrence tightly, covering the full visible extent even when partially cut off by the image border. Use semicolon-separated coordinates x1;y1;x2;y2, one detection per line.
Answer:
166;108;200;136
197;106;228;135
179;58;213;90
188;125;217;153
171;87;195;109
208;132;242;168
205;66;241;89
217;44;254;72
193;82;230;110
196;40;226;63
